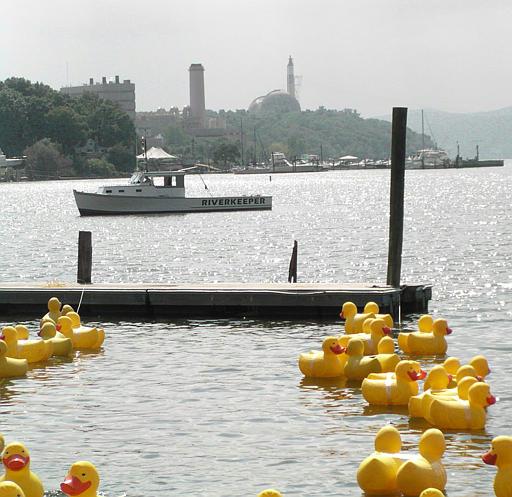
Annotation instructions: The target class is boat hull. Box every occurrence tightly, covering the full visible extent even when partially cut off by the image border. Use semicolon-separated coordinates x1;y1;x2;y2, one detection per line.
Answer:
73;190;272;216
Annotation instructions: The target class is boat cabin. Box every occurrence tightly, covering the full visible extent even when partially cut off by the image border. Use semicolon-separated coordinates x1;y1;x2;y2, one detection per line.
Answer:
97;171;186;198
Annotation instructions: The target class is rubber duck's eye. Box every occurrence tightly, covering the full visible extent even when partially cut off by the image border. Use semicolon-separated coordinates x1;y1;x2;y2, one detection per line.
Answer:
82;473;86;476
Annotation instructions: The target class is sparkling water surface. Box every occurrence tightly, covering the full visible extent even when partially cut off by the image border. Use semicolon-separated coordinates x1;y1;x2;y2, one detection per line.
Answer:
0;165;511;496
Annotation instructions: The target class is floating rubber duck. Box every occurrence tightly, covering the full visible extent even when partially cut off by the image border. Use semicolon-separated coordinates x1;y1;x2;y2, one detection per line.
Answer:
58;315;104;350
454;364;481;383
339;318;392;355
425;382;496;430
375;336;401;372
396;428;446;496
398;319;452;356
37;323;72;357
482;435;512;497
298;337;346;378
357;425;407;495
257;490;282;497
408;366;451;418
418;315;434;333
362;360;425;405
40;297;61;326
0;327;52;364
60;461;100;497
0;340;28;379
469;355;491;379
343;339;382;380
0;442;44;497
442;356;461;375
14;326;29;341
363;302;394;329
0;434;4;453
419;490;445;497
61;304;75;316
339;302;375;334
0;481;26;497
420;376;479;421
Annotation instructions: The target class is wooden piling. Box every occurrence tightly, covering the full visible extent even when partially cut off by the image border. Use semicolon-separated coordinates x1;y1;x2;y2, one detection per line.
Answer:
288;240;298;283
77;231;92;284
386;107;407;288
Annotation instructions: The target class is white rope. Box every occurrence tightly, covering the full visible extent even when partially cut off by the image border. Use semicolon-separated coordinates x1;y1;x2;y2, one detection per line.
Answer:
77;285;86;314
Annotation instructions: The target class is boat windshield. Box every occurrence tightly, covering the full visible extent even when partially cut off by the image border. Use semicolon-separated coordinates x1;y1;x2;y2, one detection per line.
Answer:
129;172;151;184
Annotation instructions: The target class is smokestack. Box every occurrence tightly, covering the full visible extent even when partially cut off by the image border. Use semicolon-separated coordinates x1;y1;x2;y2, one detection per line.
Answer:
189;63;205;128
287;56;295;99
89;78;94;85
102;76;107;84
115;75;120;84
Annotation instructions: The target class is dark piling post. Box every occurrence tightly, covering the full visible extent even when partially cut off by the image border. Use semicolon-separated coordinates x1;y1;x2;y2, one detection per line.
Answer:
288;240;298;283
386;107;407;288
77;231;92;284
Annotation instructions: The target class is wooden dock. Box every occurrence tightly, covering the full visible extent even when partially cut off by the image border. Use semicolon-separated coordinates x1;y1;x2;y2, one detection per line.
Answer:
0;282;431;320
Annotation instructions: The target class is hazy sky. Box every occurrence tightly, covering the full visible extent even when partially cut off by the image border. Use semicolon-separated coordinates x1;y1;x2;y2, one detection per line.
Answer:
1;0;511;117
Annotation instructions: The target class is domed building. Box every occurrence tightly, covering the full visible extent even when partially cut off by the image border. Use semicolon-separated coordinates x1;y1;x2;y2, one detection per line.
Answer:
248;89;301;115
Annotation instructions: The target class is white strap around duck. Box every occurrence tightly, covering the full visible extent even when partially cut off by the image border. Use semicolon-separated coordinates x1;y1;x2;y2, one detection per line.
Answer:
378;451;414;461
385;372;394;402
431;460;444;478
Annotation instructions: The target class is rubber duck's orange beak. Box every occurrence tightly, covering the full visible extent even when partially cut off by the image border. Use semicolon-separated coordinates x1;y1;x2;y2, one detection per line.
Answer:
3;454;29;471
0;334;5;341
446;327;453;335
37;330;42;337
476;375;484;382
60;475;92;496
482;450;497;465
487;395;497;406
408;371;419;381
330;344;345;354
447;374;453;382
339;311;345;319
56;323;62;331
382;326;392;335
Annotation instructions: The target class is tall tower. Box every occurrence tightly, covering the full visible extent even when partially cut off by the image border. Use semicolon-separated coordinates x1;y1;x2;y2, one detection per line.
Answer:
287;56;295;99
189;63;206;128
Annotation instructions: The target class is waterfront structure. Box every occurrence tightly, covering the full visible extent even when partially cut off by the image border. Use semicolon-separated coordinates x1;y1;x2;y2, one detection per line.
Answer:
287;56;296;98
248;57;301;114
61;76;136;120
189;64;206;128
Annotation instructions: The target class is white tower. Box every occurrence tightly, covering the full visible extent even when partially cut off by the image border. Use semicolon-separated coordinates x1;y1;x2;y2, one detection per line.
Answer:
287;56;295;99
189;63;206;128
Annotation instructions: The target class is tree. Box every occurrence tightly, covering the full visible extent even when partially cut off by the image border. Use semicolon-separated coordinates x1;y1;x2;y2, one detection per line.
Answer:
0;87;27;156
107;144;136;172
212;143;240;169
46;106;87;154
24;139;72;180
85;158;116;177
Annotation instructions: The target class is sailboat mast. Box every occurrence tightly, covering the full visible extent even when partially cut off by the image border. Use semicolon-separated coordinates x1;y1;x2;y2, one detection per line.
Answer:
421;109;425;150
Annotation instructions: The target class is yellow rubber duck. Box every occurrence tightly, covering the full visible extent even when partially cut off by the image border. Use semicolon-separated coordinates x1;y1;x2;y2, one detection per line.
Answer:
425;382;496;430
363;301;394;329
409;366;451;418
469;355;491;379
0;481;26;497
0;442;43;497
61;304;75;315
375;336;400;372
454;364;481;383
60;461;100;497
419;489;445;497
0;340;28;379
344;338;382;380
357;425;408;495
14;326;29;341
0;327;52;364
257;490;282;497
442;356;461;375
58;315;104;350
418;314;434;333
339;318;392;355
482;435;512;497
339;301;375;334
37;323;72;357
420;376;479;421
362;360;425;405
0;434;4;453
298;337;346;378
40;297;61;326
396;428;446;496
398;319;452;355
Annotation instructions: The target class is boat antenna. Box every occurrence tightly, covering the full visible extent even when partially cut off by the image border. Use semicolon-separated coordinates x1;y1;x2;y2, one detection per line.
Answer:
142;135;148;172
421;109;425;150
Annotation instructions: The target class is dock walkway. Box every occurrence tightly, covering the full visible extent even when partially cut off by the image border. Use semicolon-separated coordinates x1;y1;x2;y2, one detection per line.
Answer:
0;282;431;320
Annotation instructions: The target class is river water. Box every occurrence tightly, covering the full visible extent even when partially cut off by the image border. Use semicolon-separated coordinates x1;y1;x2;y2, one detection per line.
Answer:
0;165;511;496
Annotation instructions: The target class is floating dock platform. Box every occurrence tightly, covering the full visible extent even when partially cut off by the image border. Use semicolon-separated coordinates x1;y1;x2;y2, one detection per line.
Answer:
0;282;431;320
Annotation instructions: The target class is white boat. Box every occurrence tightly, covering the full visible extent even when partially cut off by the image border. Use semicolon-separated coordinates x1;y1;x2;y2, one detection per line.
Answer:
405;149;450;169
73;170;272;216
